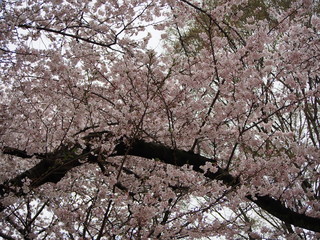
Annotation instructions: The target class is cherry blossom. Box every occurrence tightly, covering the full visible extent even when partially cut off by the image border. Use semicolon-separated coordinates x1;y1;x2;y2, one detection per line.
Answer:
1;0;320;239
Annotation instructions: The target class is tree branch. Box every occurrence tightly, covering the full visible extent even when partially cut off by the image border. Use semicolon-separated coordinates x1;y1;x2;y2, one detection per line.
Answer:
1;136;320;232
179;0;237;50
17;24;117;49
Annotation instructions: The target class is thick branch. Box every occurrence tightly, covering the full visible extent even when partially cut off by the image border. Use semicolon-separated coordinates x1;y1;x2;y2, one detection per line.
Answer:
113;139;237;186
248;195;320;233
0;145;88;199
114;139;320;232
2;137;320;232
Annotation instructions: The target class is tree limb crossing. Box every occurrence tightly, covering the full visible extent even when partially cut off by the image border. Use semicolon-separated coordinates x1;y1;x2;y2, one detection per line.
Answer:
1;137;320;232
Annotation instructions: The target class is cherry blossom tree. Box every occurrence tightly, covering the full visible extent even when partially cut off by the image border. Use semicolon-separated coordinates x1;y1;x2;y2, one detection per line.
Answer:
0;0;320;239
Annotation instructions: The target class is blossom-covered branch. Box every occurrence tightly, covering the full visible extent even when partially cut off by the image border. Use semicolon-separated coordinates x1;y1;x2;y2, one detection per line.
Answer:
2;133;320;232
